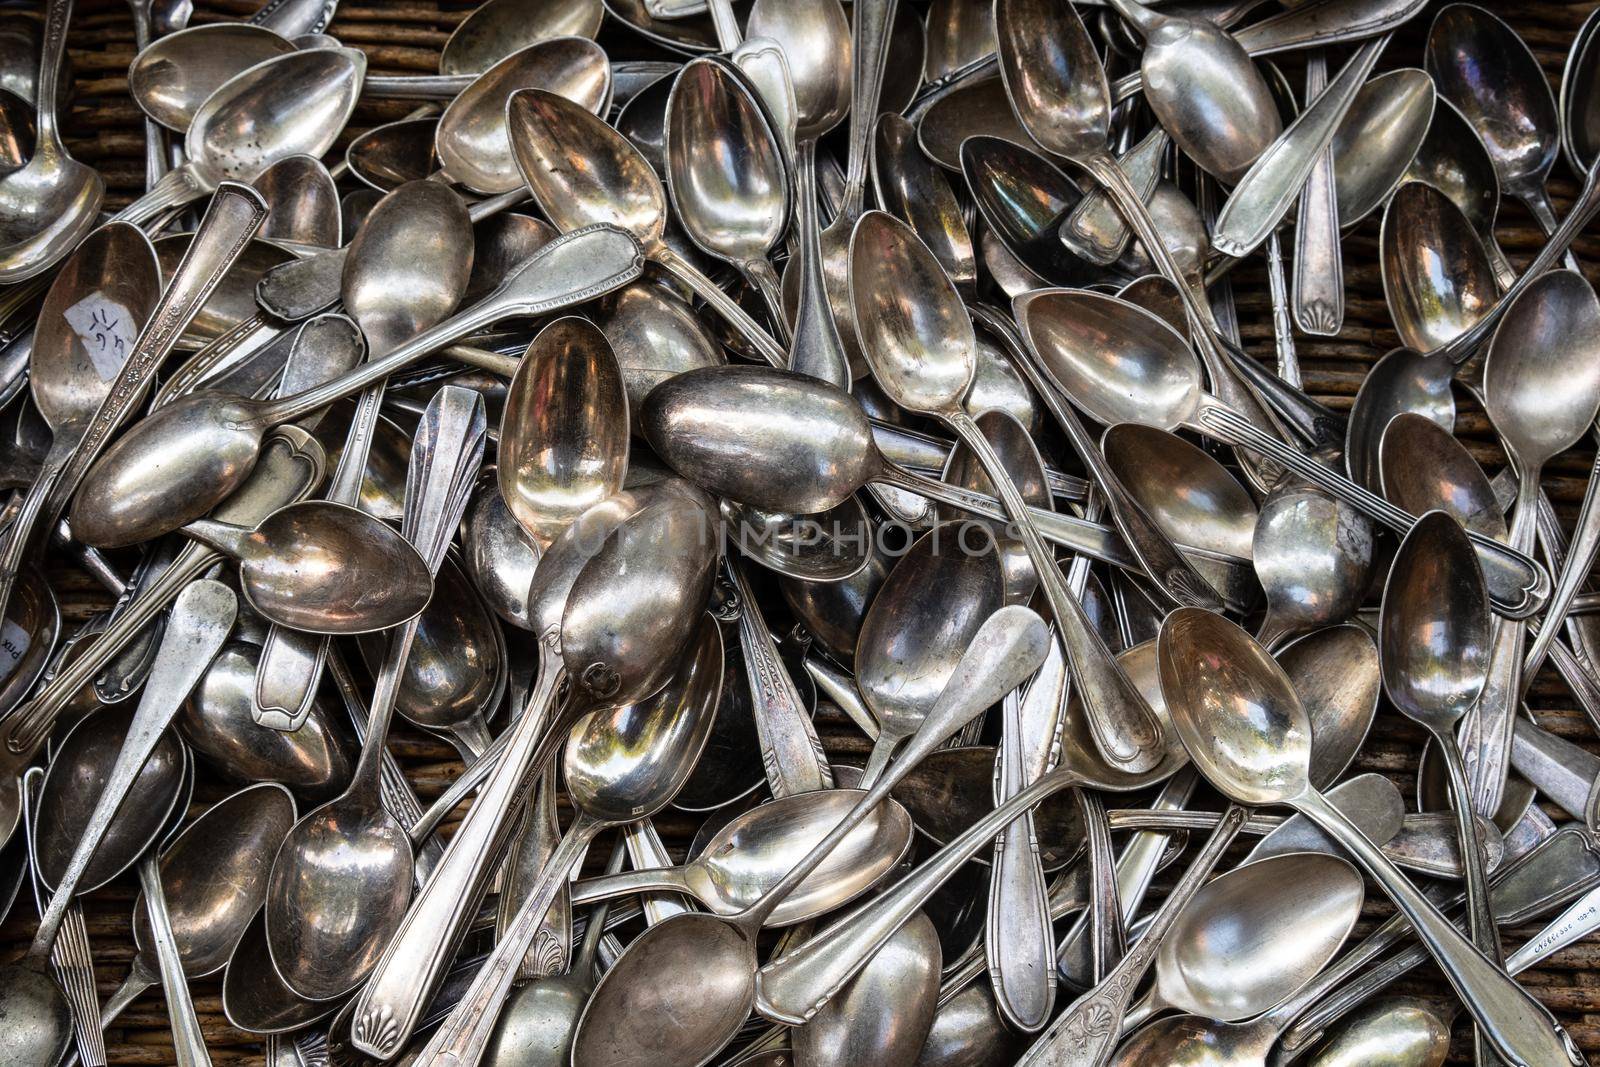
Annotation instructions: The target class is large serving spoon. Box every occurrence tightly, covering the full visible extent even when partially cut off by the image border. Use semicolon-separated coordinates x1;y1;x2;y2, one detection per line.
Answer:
67;223;643;548
567;606;1050;1067
263;388;485;1002
506;87;787;369
402;615;724;1067
0;222;159;635
127;23;296;132
1465;269;1600;815
665;56;790;333
0;0;103;284
1382;510;1506;975
1154;607;1583;1067
346;483;720;1059
1012;286;1548;618
850;210;1166;774
112;47;364;227
1426;4;1574;256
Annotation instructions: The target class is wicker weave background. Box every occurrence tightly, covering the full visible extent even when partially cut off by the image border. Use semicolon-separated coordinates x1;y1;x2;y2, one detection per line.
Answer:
5;0;1600;1063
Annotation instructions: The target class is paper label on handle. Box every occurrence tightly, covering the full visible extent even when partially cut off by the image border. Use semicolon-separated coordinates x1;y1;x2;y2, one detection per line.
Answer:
0;618;30;684
64;293;139;381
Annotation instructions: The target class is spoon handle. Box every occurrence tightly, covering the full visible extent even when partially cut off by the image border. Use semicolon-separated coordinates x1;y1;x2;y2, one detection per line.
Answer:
987;691;1058;1032
727;558;833;797
1014;805;1251;1067
30;581;236;959
1212;35;1388;258
948;409;1166;775
32;0;72;151
136;856;212;1067
1524;448;1600;688
788;138;853;387
654;245;791;371
1293;787;1585;1066
1191;397;1550;618
1291;51;1344;337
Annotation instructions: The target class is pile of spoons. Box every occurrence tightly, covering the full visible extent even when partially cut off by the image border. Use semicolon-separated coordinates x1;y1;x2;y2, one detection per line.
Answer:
5;0;1600;1066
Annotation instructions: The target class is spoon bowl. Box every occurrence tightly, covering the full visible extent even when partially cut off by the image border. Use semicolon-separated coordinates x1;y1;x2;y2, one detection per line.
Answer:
1330;69;1436;227
441;0;604;75
180;641;350;801
1378;413;1504;540
499;316;629;547
128;23;295;131
437;37;611;195
1381;181;1499;354
254;154;340;249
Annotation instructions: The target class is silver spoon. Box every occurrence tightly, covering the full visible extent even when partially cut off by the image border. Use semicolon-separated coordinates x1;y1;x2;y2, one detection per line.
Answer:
1252;482;1373;650
30;579;235;958
747;0;852;384
793;913;942;1067
851;211;1169;773
180;640;350;800
507;87;788;369
263;387;485;1001
0;0;103;284
665;56;791;333
253;154;340;249
572;787;913;923
1425;3;1575;259
1381;511;1505;989
127;23;295;132
66;223;643;548
874;111;974;295
568;605;1050;1067
440;0;604;75
436;36;612;195
254;177;473;730
498;315;629;547
1466;270;1600;816
346;483;720;1059
0;221;159;642
1400;96;1516;288
1156;607;1583;1067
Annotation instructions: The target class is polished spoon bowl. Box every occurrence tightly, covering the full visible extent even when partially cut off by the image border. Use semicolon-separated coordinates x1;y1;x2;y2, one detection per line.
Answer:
127;22;296;132
850;211;1167;774
112;46;366;227
1381;510;1503;974
665;56;791;332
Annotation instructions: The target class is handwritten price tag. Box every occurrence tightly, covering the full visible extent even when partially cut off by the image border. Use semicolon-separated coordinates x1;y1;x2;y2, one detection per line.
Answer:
0;617;30;685
64;292;139;381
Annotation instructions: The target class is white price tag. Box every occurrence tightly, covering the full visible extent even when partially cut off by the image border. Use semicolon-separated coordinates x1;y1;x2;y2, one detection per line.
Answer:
0;617;29;685
64;292;139;381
